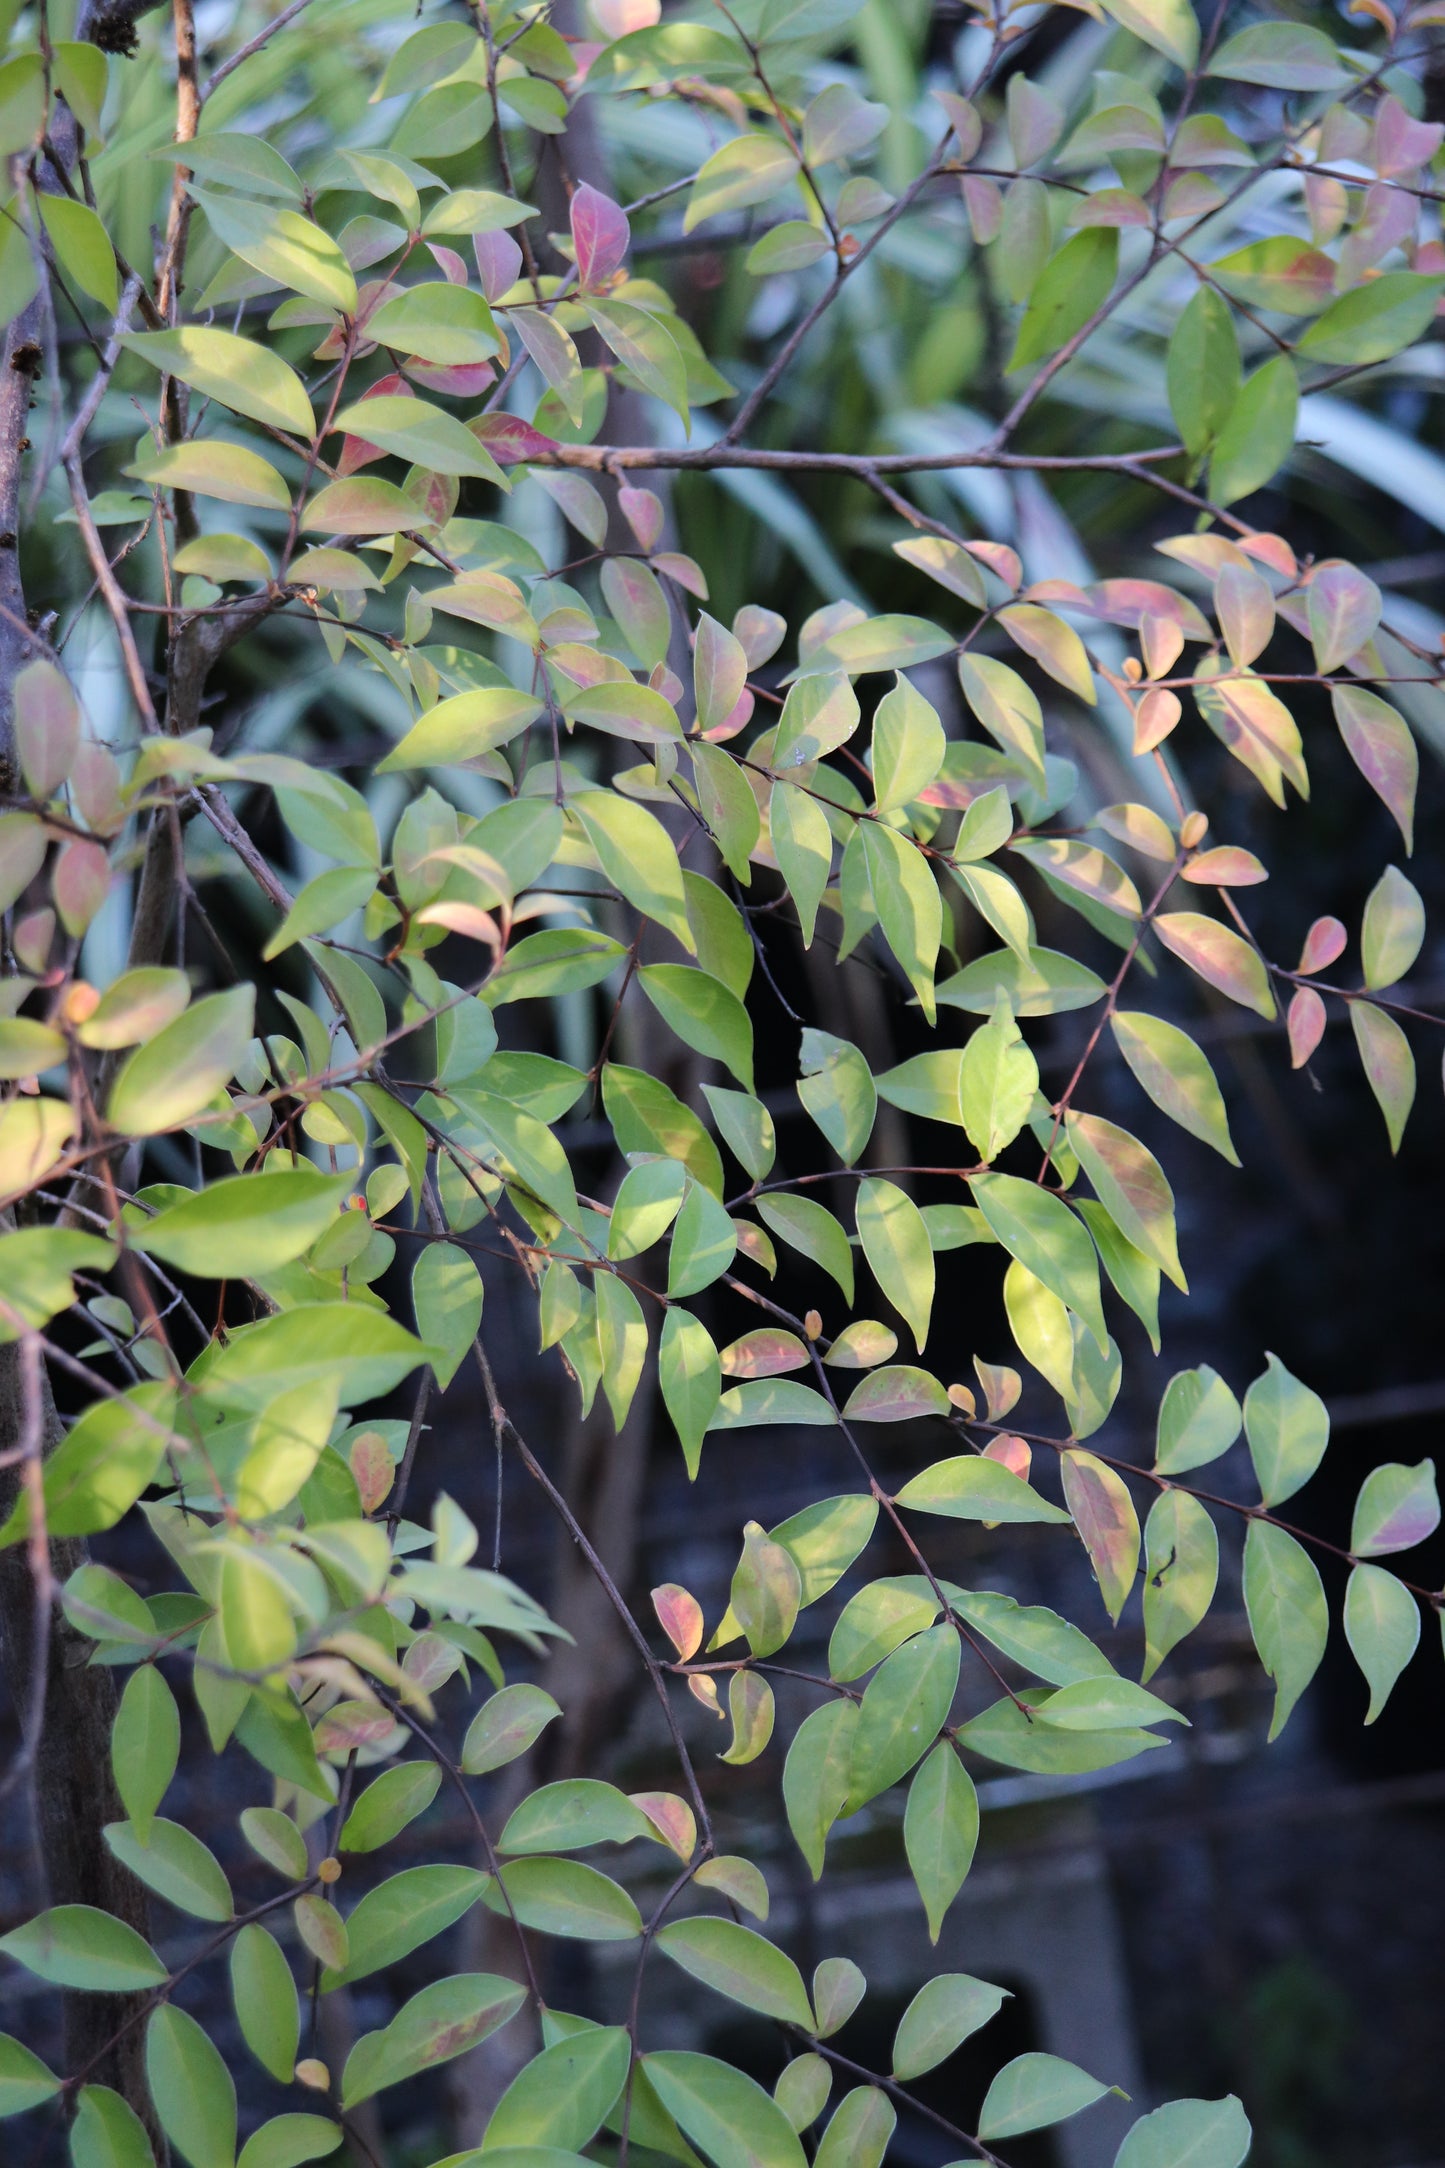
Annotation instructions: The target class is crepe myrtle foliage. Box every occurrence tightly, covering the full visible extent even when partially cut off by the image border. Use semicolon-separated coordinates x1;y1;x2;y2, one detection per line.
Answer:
0;0;1442;2157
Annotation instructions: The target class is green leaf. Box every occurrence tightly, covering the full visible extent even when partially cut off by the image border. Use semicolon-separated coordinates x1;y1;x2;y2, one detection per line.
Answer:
783;1700;858;1879
857;824;942;1023
0;1906;166;1992
413;1242;483;1389
1098;0;1199;65
646;2054;807;2168
235;2114;342;2168
960;1007;1038;1160
1155;1365;1241;1474
1351;1459;1439;1556
951;1588;1114;1684
855;1177;933;1353
1062;1449;1140;1623
770;782;833;948
895;1456;1070;1525
1208;20;1349;86
121;329;314;438
1243;1520;1328;1741
324;1864;490;1987
200;1303;433;1414
1361;865;1424;989
658;1919;814;2029
380;688;541;770
731;1521;802;1657
814;2088;894;2168
70;2086;156;2168
195;191;356;312
1299;273;1445;365
903;1742;978;1942
131;1168;350;1277
970;1173;1107;1350
775;2054;831;2132
340;1762;442;1854
659;1309;721;1479
0;2032;58;2119
483;1858;642;1941
500;1779;653;1855
342;1974;526;2107
574;793;695;952
108;986;255;1136
462;1684;561;1775
606;1066;725;1197
640;965;754;1091
1143;1490;1220;1681
757;1195;854;1302
685;134;800;231
960;1692;1166;1774
1010;230;1117;371
843;1366;949;1423
332;394;505;481
1110;1011;1238;1165
110;1664;179;1841
366;283;501;365
978;2053;1111;2140
847;1623;960;1811
797;1030;876;1165
939;945;1106;1017
1343;1562;1419;1724
1351;1000;1415;1154
1114;2096;1252;2168
1209;356;1298;507
40;195;118;311
871;675;946;811
1066;1110;1186;1290
104;1819;232;1922
231;1925;299;2083
146;2006;236;2168
893;1972;1008;2080
1244;1353;1328;1505
692;740;760;883
483;2027;631;2150
957;656;1045;791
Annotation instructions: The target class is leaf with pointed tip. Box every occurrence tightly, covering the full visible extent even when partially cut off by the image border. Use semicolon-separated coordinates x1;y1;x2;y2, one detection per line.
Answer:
1243;1520;1327;1741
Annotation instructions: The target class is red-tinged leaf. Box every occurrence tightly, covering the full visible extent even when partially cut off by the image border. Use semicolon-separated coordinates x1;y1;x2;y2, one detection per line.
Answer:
720;1330;810;1379
14;660;81;800
335;372;412;474
997;604;1095;704
1332;685;1417;854
1155;912;1276;1018
630;1790;696;1859
1239;531;1297;578
619;485;664;551
1134;687;1182;753
1351;999;1415;1153
474;228;523;301
1307;561;1381;673
1351;1459;1440;1555
962;174;1002;245
349;1430;394;1514
1180;846;1267;886
983;1434;1031;1480
974;1358;1021;1421
52;838;111;937
1061;1448;1140;1622
652;1583;703;1662
842;1365;951;1423
1214;562;1274;666
1297;916;1347;973
1139;612;1183;680
964;541;1021;591
402;358;497;397
1287;986;1327;1068
1198;672;1308;807
1086;579;1212;641
572;181;630;289
694;613;748;736
427;242;468;284
470;414;561;464
1065;1110;1185;1290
